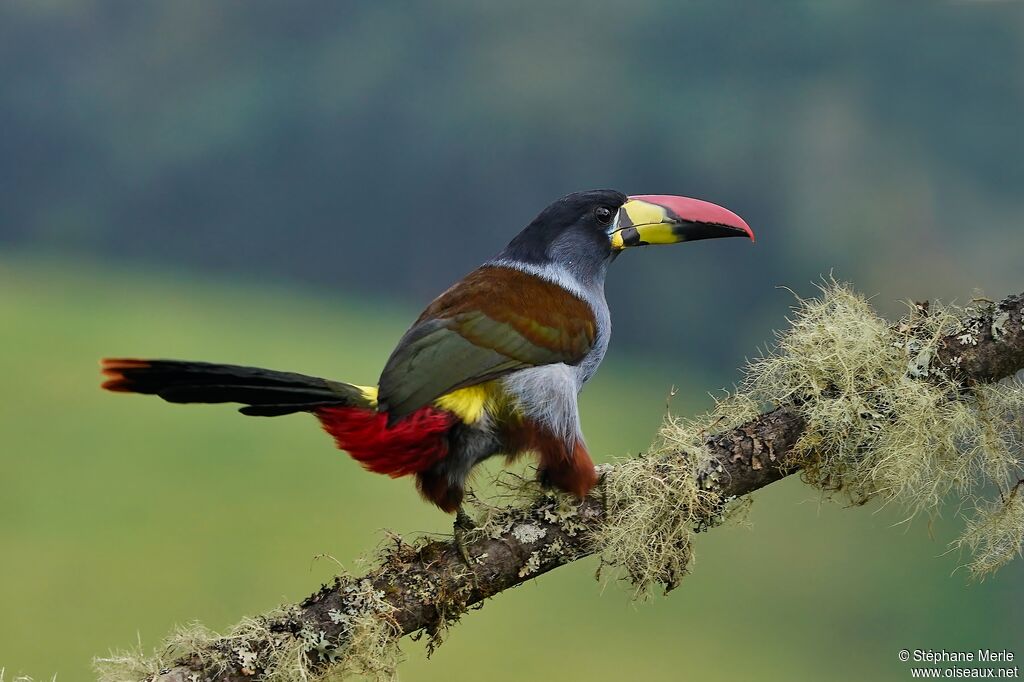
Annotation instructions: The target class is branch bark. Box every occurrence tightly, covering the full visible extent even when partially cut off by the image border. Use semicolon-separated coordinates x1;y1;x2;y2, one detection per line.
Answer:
147;292;1024;682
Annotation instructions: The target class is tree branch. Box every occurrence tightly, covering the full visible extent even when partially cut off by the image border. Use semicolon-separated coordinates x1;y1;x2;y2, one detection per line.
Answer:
128;291;1024;682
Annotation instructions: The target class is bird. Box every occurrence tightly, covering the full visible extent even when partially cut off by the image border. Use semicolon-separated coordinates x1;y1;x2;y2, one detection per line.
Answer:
101;190;753;515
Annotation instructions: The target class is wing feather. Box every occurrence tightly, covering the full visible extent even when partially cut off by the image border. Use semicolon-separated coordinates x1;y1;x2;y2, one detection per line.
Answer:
378;265;596;417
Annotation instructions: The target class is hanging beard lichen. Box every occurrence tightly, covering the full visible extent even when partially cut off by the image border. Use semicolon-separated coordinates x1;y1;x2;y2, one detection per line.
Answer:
594;394;761;597
955;484;1024;577
742;283;1024;578
596;281;1023;596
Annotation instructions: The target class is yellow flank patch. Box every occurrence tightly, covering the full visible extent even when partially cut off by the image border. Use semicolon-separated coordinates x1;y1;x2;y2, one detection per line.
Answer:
361;382;496;422
435;383;493;424
357;384;379;406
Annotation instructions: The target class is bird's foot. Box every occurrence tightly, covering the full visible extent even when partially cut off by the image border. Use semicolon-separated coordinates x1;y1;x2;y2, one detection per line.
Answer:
598;467;609;511
453;505;478;567
536;467;555;490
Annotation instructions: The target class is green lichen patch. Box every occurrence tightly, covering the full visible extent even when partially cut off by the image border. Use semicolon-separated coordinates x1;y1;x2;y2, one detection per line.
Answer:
467;474;594;549
322;578;402;680
373;534;477;657
444;479;599;603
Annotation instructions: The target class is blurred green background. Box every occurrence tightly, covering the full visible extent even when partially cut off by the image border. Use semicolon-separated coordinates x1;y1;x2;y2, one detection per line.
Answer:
1;2;1022;680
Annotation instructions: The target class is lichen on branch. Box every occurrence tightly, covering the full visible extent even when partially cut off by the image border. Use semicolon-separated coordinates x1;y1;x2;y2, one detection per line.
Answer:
96;579;401;682
593;283;1024;597
738;283;1024;577
594;393;761;596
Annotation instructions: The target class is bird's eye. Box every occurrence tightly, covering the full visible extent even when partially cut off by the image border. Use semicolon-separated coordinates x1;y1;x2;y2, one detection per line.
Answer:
594;206;614;226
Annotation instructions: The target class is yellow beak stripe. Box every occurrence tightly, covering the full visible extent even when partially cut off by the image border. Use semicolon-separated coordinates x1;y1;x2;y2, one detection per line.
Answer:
611;222;680;249
611;198;682;249
621;197;668;227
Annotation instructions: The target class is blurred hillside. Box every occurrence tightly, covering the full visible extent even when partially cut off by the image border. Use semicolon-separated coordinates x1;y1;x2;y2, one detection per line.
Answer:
2;2;1023;372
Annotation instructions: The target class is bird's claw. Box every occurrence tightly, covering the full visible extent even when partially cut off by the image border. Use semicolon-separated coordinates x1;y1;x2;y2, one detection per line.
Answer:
453;506;477;567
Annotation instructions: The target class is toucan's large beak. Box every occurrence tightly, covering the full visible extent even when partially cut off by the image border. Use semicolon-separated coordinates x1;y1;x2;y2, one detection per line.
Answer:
610;194;754;250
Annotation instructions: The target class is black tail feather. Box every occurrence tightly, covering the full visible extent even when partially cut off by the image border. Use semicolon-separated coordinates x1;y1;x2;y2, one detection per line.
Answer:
239;402;337;417
157;384;343;405
101;358;370;416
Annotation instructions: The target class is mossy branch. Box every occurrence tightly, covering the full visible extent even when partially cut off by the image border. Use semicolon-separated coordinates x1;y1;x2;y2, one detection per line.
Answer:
99;287;1024;682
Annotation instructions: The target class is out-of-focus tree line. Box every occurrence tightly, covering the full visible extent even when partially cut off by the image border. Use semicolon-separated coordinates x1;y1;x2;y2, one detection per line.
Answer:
2;1;1022;369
